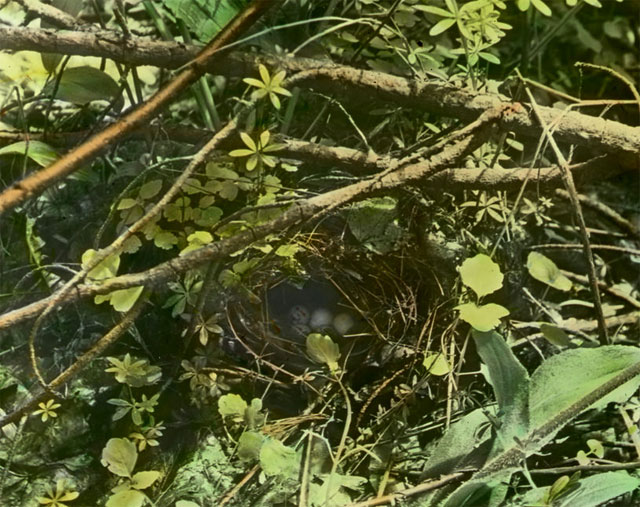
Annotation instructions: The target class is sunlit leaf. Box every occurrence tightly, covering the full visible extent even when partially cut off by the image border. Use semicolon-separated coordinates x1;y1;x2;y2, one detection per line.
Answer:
458;254;504;298
456;302;510;331
101;438;137;478
306;333;341;371
260;438;298;477
527;252;572;291
109;286;144;312
0;140;58;167
131;470;161;490
46;66;120;104
423;353;452;376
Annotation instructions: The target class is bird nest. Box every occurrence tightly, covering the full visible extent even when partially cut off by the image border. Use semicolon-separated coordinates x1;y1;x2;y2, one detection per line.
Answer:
222;232;428;382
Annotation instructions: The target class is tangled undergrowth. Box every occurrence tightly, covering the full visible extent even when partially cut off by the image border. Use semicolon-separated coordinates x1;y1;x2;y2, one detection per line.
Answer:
1;0;639;506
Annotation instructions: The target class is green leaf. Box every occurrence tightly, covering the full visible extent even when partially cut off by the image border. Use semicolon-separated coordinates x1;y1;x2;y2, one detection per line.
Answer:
442;473;511;507
527;252;572;291
101;438;137;478
131;470;161;490
540;323;572;347
122;234;142;254
153;231;178;250
218;393;247;420
181;230;214;255
162;0;250;43
306;333;341;371
520;471;640;507
421;407;496;478
47;66;120;104
106;489;146;507
430;17;456;36
473;330;530;456
458;254;504;297
347;197;403;254
275;243;299;258
456;302;509;331
415;6;455;17
138;179;163;200
587;438;604;458
259;438;298;477
193;206;223;227
237;431;265;461
529;346;640;449
109;286;144;312
82;249;120;281
423;353;452;376
0;140;58;167
530;0;552;16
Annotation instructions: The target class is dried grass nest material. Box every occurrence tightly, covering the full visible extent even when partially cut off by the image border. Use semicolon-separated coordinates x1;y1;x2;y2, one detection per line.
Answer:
228;277;376;373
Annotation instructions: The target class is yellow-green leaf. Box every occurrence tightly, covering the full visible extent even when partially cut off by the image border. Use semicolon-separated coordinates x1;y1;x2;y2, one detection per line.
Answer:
423;353;452;376
101;438;137;477
456;302;510;332
131;470;161;490
458;254;504;298
109;286;144;312
306;333;341;371
138;179;162;200
0;140;58;167
82;249;120;281
527;252;572;291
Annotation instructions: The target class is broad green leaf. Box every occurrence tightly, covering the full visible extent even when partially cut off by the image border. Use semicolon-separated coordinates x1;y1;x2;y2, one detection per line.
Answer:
527;252;572;291
106;489;146;507
306;333;341;371
176;501;201;507
275;244;299;258
181;230;214;255
109;286;144;312
473;330;530;456
131;470;161;490
309;474;367;507
540;323;572;347
259;438;298;477
458;254;504;297
421;407;497;478
442;472;511;507
40;0;83;71
206;164;240;180
520;471;640;507
122;234;142;254
218;393;247;419
101;438;137;477
423;353;452;376
193;206;223;228
164;0;249;43
117;198;139;210
456;302;509;332
139;179;163;200
529;346;640;449
237;431;265;461
153;231;178;250
0;140;58;167
47;66;120;104
347;197;403;254
82;249;120;281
